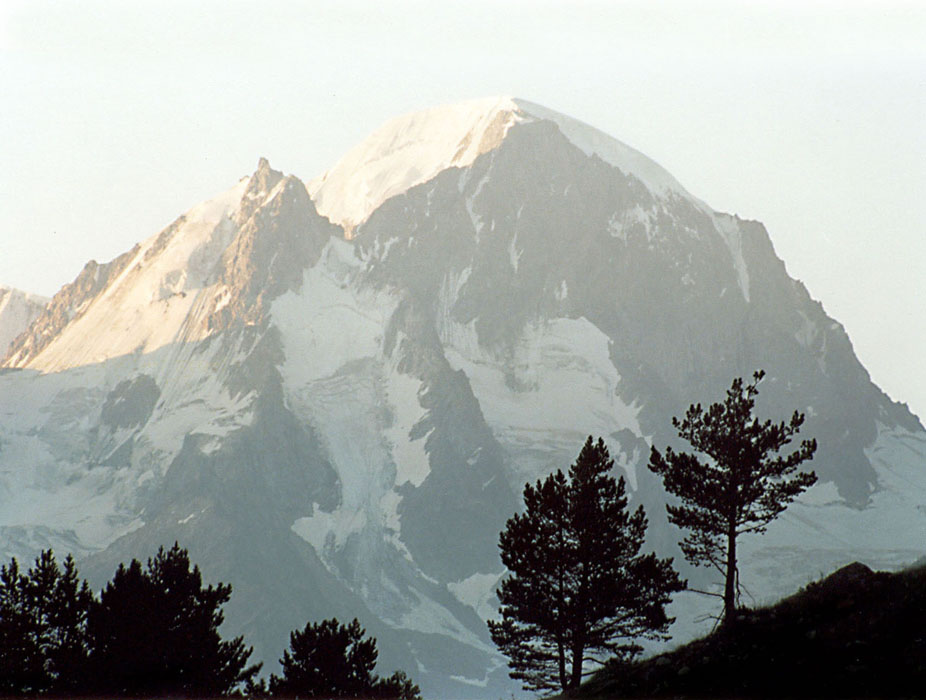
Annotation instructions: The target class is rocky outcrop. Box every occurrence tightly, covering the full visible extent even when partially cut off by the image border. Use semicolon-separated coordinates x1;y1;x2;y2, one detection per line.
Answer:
205;166;339;333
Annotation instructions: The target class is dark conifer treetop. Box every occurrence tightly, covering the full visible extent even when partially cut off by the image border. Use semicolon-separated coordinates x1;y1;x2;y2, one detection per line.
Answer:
0;550;93;696
0;544;259;697
0;544;424;698
267;617;421;699
87;542;260;697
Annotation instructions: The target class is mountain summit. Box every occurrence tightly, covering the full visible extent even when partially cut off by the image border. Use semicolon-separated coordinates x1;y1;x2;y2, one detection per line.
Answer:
1;99;924;697
309;97;695;231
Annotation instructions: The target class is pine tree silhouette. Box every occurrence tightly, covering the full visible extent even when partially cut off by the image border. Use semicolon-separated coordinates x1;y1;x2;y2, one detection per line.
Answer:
490;436;685;693
0;550;92;695
87;543;259;696
268;617;421;699
648;371;817;622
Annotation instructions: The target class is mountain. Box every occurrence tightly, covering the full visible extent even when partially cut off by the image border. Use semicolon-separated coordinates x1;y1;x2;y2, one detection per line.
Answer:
0;286;48;358
2;97;924;697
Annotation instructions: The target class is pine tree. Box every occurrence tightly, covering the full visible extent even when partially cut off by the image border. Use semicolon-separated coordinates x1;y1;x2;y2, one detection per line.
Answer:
0;550;93;695
87;543;260;696
47;554;94;694
0;556;44;694
28;551;93;694
371;670;421;700
489;437;685;693
268;617;421;699
648;370;817;622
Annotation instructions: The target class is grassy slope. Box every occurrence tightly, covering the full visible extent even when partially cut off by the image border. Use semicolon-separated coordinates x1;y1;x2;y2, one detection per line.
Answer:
576;561;926;698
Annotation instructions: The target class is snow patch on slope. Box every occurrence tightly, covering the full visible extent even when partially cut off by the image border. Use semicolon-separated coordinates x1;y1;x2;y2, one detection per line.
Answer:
0;364;141;552
142;346;257;460
441;315;643;488
274;238;428;550
272;238;399;383
0;332;257;563
383;357;430;488
794;309;819;349
608;204;652;242
448;572;502;622
712;213;751;303
274;242;502;649
275;238;398;549
396;590;492;651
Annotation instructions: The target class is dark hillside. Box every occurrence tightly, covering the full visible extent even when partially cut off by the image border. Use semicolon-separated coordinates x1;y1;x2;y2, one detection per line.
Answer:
576;561;926;698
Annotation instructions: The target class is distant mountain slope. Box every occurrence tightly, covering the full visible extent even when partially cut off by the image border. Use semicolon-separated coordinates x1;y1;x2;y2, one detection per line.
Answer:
0;286;48;358
1;98;923;697
577;561;926;699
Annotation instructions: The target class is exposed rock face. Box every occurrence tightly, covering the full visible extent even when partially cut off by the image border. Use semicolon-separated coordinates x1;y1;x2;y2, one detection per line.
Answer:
1;99;924;697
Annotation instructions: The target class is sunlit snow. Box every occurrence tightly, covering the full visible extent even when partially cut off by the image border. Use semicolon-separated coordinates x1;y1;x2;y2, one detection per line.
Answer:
310;96;707;232
19;178;249;373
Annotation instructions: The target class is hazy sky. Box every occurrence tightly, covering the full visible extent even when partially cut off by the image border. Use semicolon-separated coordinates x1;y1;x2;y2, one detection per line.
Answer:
1;0;924;419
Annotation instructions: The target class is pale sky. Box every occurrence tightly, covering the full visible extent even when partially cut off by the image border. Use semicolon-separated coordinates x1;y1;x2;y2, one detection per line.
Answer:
1;0;924;419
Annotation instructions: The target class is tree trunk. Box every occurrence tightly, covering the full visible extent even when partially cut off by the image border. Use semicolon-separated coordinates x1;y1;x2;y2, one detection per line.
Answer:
557;640;567;692
570;641;584;689
723;523;737;623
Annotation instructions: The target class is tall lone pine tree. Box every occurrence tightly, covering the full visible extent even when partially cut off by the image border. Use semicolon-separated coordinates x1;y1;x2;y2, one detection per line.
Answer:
490;437;684;693
648;371;817;622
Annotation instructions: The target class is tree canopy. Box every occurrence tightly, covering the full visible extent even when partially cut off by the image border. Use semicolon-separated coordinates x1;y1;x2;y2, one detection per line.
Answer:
87;543;260;697
490;436;685;693
0;544;259;697
0;550;92;695
648;370;817;621
267;617;420;699
0;544;428;698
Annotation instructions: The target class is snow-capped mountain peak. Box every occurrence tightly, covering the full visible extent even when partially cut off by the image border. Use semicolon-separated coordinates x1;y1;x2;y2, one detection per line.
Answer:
308;97;523;232
308;96;700;232
238;157;285;219
4;178;249;372
2;101;924;699
513;98;696;201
